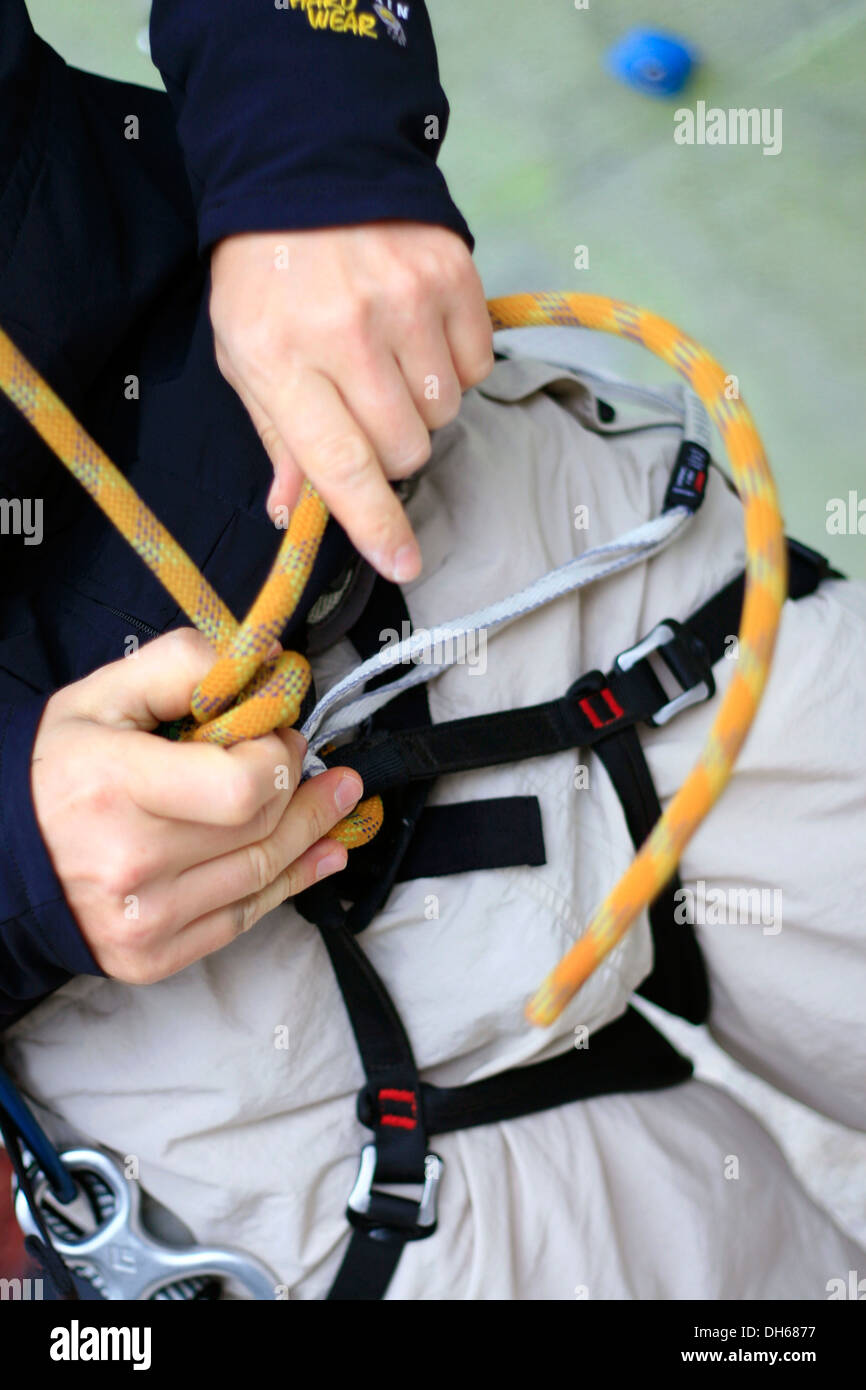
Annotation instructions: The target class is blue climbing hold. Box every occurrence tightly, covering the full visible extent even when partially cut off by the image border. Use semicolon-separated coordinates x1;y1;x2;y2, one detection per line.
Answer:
606;29;697;99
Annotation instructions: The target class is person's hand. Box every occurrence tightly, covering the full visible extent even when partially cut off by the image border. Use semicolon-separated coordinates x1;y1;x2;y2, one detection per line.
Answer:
209;221;494;582
30;630;363;985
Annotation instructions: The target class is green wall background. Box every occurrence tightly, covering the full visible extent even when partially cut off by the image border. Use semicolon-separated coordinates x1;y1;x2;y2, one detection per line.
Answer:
27;0;866;574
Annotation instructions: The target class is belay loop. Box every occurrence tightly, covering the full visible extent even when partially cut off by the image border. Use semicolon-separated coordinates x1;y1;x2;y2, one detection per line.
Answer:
0;293;786;1023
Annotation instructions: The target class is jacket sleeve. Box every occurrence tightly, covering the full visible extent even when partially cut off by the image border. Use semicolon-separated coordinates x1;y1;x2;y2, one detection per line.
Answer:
148;0;474;253
0;696;104;1034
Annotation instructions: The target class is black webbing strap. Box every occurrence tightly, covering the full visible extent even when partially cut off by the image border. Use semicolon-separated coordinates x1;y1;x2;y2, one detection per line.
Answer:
325;912;695;1304
591;725;708;1021
599;538;839;1021
320;919;431;1302
307;577;441;1300
358;1005;692;1137
394;796;545;881
327;958;695;1301
295;573;438;935
319;922;428;1182
323;538;837;796
321;538;838;1300
317;538;834;1023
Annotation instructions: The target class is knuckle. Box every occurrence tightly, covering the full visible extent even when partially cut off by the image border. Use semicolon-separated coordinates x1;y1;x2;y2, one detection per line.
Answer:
392;268;428;315
464;350;494;387
406;244;443;288
264;857;305;906
389;434;431;478
305;802;334;848
100;925;161;985
100;848;146;899
231;320;281;375
311;785;349;841
341;293;376;338
140;903;170;940
442;246;472;289
437;394;462;426
117;918;156;955
244;839;274;895
441;376;464;411
256;795;284;840
81;774;122;820
257;419;283;456
222;766;261;825
465;320;495;382
121;956;163;987
162;626;211;665
270;735;303;794
362;515;397;556
277;863;306;902
421;379;461;425
277;352;314;398
235;894;260;938
312;432;375;488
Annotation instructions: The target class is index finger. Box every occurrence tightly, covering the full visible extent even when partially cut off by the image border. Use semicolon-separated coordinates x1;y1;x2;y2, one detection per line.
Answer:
264;366;421;583
124;727;307;824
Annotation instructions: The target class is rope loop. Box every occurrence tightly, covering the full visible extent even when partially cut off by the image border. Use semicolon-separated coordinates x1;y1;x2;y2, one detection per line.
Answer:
0;294;786;1010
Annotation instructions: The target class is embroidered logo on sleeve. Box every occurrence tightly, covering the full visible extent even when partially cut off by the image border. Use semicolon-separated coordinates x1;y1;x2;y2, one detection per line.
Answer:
278;0;412;44
373;2;408;44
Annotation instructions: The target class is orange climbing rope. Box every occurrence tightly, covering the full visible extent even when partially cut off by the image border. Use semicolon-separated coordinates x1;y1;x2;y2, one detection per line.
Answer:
487;294;786;1026
0;292;787;1027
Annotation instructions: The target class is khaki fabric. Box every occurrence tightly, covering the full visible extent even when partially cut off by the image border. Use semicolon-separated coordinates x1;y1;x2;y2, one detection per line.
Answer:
6;355;864;1298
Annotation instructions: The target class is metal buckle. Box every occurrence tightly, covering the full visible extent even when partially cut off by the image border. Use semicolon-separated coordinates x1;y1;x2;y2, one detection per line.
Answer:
615;619;715;727
14;1146;281;1300
346;1144;443;1241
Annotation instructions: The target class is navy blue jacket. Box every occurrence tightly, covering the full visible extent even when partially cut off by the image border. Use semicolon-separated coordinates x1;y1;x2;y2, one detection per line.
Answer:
0;0;471;1030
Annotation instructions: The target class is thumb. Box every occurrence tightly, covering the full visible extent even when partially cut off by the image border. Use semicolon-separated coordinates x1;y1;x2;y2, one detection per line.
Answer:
64;628;219;731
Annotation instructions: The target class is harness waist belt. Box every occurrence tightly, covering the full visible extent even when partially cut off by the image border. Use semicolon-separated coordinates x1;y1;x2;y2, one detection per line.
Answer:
326;538;836;796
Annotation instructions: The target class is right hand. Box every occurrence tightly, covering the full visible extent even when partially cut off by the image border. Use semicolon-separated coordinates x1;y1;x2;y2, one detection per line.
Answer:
30;629;363;985
210;221;494;583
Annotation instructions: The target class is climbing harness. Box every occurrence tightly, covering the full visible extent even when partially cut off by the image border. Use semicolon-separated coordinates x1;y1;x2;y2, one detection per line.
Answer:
0;292;788;1021
0;293;819;1300
299;377;712;766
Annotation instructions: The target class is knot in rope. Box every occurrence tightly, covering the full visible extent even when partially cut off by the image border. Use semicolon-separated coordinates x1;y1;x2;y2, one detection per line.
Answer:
160;481;385;847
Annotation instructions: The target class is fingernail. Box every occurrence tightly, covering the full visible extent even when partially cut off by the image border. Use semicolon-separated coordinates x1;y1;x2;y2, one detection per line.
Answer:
265;480;277;519
391;542;421;583
316;845;347;880
335;772;362;814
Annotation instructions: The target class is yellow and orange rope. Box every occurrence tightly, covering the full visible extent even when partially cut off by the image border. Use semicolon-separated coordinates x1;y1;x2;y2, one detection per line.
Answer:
0;293;787;1028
